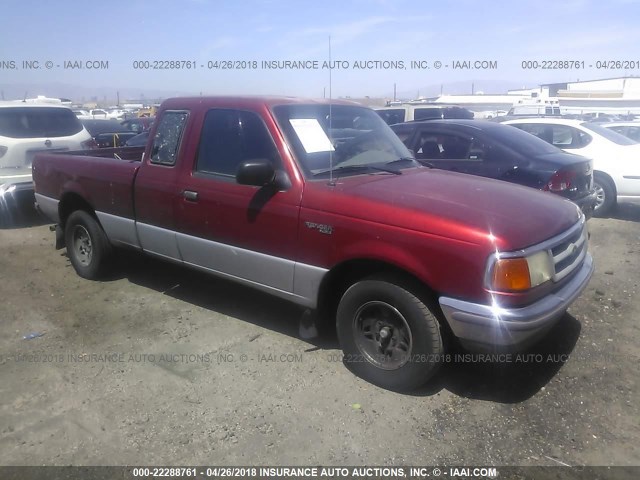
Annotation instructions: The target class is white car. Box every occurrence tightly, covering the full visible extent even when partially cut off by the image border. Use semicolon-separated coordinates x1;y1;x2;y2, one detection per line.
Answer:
105;109;126;120
89;109;108;119
600;122;640;143
375;104;474;124
502;118;640;216
0;103;94;222
73;109;109;120
72;109;90;119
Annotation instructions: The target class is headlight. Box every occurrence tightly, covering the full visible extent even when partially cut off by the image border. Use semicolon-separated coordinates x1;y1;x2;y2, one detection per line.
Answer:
0;146;7;158
488;250;554;292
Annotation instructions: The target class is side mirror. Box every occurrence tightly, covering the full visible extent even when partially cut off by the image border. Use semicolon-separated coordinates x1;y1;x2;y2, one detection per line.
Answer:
236;159;276;186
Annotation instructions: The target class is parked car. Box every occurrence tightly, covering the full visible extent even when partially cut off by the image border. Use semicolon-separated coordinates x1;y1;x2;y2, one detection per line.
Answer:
375;104;474;125
33;96;593;391
73;109;109;120
502;118;640;216
390;120;596;217
124;131;149;146
80;119;138;148
600;122;640;142
0;103;94;225
106;109;127;120
120;117;155;133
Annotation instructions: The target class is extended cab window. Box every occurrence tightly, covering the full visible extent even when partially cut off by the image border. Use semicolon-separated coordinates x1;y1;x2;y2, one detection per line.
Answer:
196;109;280;176
150;111;188;166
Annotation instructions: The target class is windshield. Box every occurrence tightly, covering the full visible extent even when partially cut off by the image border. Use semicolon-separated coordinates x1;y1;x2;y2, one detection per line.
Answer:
273;104;414;178
582;122;637;145
82;120;130;136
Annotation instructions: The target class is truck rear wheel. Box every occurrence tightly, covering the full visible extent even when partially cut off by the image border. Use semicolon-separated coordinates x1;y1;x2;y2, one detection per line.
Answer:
336;276;444;391
65;210;113;279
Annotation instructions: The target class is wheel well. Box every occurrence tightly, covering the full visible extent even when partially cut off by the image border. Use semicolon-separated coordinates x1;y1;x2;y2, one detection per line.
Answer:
58;193;96;227
594;171;617;197
316;259;440;325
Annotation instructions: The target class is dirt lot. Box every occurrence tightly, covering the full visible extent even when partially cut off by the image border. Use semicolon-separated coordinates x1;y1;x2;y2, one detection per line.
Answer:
0;204;639;467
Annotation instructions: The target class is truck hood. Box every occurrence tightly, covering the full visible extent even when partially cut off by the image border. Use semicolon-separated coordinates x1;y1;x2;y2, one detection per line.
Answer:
302;168;581;251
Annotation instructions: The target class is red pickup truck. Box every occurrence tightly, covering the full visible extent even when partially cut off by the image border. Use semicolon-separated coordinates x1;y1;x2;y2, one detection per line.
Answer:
33;96;593;390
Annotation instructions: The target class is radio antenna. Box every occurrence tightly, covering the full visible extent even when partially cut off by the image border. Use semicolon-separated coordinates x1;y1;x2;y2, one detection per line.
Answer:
328;35;334;186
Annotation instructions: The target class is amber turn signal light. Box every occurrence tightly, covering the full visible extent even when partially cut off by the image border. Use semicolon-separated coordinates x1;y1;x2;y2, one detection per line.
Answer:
491;258;531;291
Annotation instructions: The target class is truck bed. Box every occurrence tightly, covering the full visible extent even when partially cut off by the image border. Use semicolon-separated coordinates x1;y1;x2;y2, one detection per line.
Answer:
64;146;145;161
33;147;144;220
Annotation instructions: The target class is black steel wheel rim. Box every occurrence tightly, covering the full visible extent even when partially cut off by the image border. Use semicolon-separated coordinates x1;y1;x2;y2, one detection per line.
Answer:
352;301;413;370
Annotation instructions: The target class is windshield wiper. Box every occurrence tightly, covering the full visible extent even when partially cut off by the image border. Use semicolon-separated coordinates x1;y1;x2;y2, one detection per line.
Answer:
415;159;435;168
314;164;402;177
385;157;434;169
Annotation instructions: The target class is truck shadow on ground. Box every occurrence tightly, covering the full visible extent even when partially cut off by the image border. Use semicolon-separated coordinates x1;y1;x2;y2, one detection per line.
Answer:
111;251;581;403
113;251;333;348
414;314;582;403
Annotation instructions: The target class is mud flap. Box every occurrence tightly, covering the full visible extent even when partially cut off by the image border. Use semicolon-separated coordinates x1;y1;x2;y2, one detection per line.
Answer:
50;224;65;250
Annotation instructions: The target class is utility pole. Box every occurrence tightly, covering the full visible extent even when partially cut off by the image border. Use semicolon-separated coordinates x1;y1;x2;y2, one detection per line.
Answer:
393;83;396;102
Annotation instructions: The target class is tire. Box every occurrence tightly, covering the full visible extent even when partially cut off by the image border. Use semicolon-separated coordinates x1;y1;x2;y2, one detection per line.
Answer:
593;173;616;217
336;276;444;391
64;210;113;279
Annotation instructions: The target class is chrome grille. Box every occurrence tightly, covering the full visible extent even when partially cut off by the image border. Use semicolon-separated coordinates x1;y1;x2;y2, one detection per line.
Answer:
551;221;588;282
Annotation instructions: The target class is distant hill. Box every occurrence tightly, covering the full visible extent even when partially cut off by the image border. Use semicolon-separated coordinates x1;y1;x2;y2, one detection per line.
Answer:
391;80;531;100
0;82;195;104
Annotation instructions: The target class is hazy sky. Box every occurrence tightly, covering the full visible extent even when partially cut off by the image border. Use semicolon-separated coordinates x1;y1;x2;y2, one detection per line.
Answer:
2;0;640;99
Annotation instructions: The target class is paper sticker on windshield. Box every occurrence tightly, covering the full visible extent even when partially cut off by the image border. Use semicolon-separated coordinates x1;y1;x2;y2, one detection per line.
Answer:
289;119;335;154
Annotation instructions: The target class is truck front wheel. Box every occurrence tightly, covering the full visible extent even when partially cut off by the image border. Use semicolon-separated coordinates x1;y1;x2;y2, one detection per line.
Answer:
336;276;444;391
65;210;113;279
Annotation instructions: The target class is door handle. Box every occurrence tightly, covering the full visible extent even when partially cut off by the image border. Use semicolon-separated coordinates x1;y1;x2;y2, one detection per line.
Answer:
183;190;199;202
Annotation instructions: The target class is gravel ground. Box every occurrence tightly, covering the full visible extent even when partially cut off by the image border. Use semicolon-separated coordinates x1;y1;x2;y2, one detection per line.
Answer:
0;203;638;467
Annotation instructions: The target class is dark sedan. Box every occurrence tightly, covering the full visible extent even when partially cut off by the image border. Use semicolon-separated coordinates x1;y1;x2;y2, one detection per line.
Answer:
80;119;139;148
391;120;597;217
124;131;149;146
120;117;155;133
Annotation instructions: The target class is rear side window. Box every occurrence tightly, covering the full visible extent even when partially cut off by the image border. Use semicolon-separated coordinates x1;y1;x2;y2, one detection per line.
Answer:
415;132;472;160
150;111;189;166
0;107;83;138
376;109;406;125
196;109;280;176
414;108;443;120
626;126;640;142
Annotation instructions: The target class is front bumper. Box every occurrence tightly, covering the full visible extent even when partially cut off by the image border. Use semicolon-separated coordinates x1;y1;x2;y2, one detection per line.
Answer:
0;181;36;226
439;254;593;351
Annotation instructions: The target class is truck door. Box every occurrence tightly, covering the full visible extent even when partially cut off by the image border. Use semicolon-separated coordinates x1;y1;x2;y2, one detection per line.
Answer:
133;110;190;260
173;108;302;294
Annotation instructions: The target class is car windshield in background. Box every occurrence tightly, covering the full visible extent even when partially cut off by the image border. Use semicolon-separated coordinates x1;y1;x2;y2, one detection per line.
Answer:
414;107;474;120
273;104;414;178
81;120;130;136
492;124;561;156
0;107;83;138
582;122;637;145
